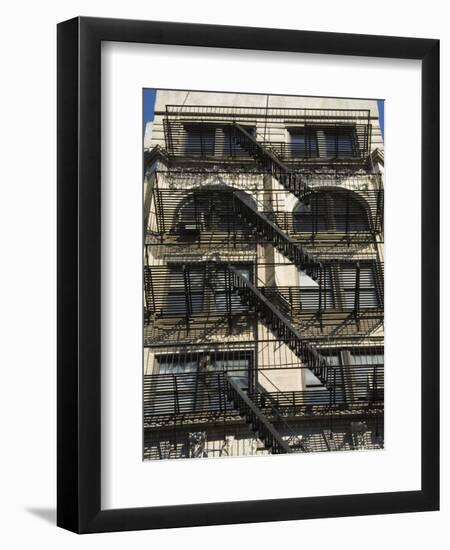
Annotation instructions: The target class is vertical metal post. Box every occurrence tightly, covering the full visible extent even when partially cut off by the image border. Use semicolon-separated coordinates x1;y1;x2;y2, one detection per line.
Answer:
144;267;156;315
193;369;199;413
372;364;377;406
248;352;255;395
173;374;180;414
354;262;360;331
318;264;323;331
199;123;204;157
227;192;231;240
333;367;337;406
157;187;165;234
193;193;200;231
225;267;232;334
312;194;318;240
375;187;383;234
218;372;223;412
152;187;160;234
328;366;334;440
345;190;350;242
183;265;192;331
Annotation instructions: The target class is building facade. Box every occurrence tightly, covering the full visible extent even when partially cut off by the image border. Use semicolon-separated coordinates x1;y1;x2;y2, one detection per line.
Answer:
143;90;384;460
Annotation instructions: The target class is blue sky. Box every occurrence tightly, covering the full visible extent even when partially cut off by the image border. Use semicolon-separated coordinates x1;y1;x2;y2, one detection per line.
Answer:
377;99;384;141
143;88;156;132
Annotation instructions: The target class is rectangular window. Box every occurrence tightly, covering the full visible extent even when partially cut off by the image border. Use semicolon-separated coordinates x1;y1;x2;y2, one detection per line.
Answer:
305;348;384;405
340;264;380;309
299;269;334;310
183;124;256;157
289;130;306;156
323;126;359;158
304;351;345;405
349;349;384;366
164;263;253;316
288;128;318;157
184;124;215;156
349;349;384;402
289;126;360;159
211;265;252;312
164;265;205;315
148;352;253;414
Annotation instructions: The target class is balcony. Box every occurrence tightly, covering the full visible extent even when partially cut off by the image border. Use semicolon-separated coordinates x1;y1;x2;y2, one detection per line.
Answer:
144;261;384;346
143;358;384;459
145;171;384;250
163;105;372;165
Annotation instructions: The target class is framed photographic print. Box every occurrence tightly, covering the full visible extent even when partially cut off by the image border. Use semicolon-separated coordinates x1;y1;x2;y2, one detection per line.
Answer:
57;17;439;533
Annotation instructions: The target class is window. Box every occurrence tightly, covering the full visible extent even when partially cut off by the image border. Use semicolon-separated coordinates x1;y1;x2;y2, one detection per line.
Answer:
304;348;384;405
210;265;252;312
349;349;384;402
332;193;370;231
340;263;380;309
349;349;384;366
183;124;255;157
164;263;253;316
288;128;318;157
164;265;205;315
176;190;233;233
184;124;215;156
304;351;345;404
288;126;360;159
293;191;370;233
293;194;331;232
298;268;334;310
150;352;254;413
322;126;359;158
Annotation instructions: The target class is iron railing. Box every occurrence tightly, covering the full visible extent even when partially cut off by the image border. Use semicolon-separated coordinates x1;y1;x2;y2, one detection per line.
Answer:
228;266;332;386
224;376;292;454
163;105;372;164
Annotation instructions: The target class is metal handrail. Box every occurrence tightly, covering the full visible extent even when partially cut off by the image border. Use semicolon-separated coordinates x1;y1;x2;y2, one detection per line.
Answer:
225;376;292;454
232;191;321;280
232;123;309;199
227;266;332;387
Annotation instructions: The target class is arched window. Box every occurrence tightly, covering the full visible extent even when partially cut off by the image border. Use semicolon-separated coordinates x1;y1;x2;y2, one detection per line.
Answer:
176;189;234;233
293;190;370;233
175;188;257;233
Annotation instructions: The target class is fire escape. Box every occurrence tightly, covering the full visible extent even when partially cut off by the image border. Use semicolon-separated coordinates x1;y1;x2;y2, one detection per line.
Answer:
144;105;384;457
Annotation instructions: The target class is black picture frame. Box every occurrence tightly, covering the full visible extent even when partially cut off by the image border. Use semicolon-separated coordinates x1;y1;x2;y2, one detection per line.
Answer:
57;16;439;533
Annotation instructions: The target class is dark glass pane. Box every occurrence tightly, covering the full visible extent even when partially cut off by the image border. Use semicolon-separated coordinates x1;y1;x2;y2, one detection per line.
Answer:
289;129;318;157
324;126;358;158
290;131;306;156
184;125;215;155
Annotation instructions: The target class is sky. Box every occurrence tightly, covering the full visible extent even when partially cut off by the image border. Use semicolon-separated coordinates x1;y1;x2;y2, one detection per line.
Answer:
143;88;384;142
377;99;384;141
143;88;156;132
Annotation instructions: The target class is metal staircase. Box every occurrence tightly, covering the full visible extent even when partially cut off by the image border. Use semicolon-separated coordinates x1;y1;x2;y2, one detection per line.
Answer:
225;376;292;454
232;191;323;281
232;122;308;199
227;266;333;388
